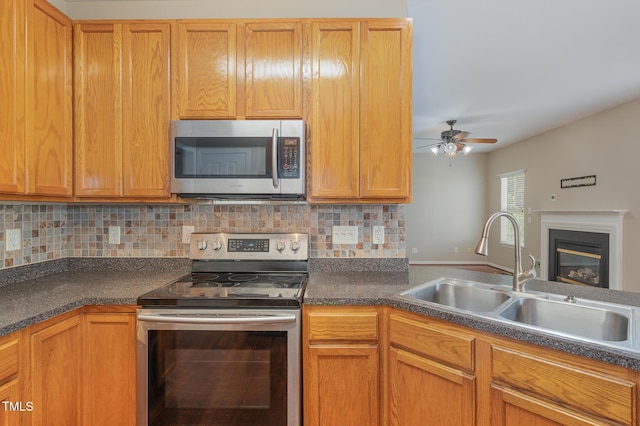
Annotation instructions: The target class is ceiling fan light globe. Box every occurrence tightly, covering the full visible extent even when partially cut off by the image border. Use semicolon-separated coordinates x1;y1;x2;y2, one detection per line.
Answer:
445;150;457;158
444;142;457;154
430;146;439;156
463;145;473;154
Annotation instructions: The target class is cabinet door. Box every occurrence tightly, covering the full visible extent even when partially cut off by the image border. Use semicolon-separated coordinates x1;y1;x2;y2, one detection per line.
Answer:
308;21;360;200
83;313;136;426
0;0;26;194
0;380;23;426
28;0;73;197
174;22;236;119
243;22;302;118
122;22;171;198
359;19;412;200
305;345;379;426
74;23;123;197
30;315;83;426
389;346;475;426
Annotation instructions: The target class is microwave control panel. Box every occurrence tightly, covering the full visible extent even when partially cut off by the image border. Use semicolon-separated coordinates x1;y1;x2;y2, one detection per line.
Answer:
279;137;301;179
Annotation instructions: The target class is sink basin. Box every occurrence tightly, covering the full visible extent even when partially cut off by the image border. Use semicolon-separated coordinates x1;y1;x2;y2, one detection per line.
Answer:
499;298;630;342
402;282;511;312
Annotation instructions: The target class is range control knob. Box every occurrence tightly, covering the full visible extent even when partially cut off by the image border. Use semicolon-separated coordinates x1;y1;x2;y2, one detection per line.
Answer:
290;240;301;252
276;240;286;252
212;240;223;251
196;240;208;251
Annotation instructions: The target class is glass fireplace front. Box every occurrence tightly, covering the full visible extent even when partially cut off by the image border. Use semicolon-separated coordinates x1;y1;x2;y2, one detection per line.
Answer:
548;229;609;288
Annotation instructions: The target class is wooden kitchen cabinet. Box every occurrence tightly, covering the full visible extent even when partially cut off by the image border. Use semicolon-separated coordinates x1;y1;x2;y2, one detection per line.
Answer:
30;311;83;426
242;22;303;118
384;307;639;426
174;19;302;119
303;305;381;426
307;19;412;203
74;21;171;200
83;308;136;426
0;330;29;426
173;21;237;119
388;310;476;425
0;0;73;199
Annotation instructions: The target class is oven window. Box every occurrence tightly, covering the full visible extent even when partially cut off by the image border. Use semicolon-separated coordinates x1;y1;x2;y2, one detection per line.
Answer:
148;330;287;426
175;137;272;178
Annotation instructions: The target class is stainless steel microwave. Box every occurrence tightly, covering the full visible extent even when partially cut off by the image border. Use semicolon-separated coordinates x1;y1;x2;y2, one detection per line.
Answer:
170;120;305;199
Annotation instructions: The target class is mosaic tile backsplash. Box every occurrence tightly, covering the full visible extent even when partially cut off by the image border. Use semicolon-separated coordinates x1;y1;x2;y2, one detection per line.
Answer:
0;203;406;269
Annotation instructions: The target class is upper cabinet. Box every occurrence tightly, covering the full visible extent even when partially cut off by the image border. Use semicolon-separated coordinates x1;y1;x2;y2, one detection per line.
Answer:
0;0;73;199
74;21;171;199
173;22;237;119
307;19;412;203
174;20;303;120
242;22;303;118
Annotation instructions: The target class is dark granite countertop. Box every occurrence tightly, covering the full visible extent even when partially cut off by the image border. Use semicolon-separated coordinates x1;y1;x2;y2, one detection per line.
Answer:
306;266;640;371
0;258;190;336
4;259;640;371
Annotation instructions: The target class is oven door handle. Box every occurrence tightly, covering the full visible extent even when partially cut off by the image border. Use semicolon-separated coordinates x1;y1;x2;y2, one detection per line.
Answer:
137;313;297;325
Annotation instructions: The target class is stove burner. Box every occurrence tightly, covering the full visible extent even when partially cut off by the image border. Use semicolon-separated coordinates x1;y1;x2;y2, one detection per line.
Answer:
228;274;259;282
233;282;287;288
268;274;304;282
191;273;220;282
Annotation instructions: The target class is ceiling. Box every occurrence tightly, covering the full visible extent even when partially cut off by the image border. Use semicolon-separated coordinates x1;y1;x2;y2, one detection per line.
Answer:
409;0;640;153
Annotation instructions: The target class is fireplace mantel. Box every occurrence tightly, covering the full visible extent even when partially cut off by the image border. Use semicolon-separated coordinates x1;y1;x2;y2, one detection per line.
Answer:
538;209;627;289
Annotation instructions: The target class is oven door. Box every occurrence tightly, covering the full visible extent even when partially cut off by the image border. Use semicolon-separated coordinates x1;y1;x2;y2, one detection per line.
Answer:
136;309;300;426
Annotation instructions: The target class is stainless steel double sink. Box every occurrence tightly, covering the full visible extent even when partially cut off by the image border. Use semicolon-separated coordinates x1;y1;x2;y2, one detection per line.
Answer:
398;278;637;350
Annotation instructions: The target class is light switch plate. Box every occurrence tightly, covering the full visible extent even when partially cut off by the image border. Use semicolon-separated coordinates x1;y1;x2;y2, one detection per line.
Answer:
108;226;121;245
333;226;358;244
5;229;21;251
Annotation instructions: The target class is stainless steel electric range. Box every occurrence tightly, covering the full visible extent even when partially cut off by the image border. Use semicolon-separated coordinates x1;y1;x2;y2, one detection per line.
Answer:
136;233;308;426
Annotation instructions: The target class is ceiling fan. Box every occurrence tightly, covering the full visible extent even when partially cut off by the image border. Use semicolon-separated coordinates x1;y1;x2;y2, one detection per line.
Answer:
415;120;498;157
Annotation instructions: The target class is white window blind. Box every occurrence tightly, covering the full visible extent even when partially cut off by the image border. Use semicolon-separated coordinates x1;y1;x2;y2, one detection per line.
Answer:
499;170;525;247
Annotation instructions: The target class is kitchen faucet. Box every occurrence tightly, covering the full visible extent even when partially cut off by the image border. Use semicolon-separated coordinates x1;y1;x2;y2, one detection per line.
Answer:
475;211;536;292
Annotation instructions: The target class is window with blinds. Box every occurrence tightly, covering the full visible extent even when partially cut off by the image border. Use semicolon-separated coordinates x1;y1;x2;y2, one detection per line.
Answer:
499;170;525;247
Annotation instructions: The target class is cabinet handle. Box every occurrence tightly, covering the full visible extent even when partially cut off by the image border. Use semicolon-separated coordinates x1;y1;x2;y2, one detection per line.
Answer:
272;128;279;188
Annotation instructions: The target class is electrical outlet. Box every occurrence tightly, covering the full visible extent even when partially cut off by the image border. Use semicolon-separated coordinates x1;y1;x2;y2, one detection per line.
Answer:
373;226;384;244
411;247;418;254
5;229;21;251
182;225;195;244
108;226;121;245
332;226;358;244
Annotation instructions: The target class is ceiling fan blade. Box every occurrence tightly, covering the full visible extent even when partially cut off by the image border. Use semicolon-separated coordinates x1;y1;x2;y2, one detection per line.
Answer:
461;138;497;144
455;142;465;151
415;143;441;150
452;131;471;140
413;137;444;141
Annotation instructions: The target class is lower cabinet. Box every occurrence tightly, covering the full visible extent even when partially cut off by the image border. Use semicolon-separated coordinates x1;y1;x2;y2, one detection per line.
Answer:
388;311;476;425
303;305;381;426
304;306;640;426
3;306;137;426
83;309;136;425
0;330;29;426
30;313;83;425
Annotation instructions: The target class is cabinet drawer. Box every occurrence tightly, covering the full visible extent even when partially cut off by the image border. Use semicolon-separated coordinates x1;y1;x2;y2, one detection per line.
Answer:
389;313;474;372
306;309;379;343
492;345;636;425
0;338;19;384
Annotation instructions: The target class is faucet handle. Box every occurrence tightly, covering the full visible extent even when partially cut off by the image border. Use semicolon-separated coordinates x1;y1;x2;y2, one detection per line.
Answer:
527;254;537;278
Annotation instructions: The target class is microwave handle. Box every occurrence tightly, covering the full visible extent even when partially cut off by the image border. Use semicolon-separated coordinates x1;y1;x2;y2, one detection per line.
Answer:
272;128;279;188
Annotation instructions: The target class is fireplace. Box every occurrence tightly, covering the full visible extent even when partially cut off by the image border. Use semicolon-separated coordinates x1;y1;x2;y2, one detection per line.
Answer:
539;210;627;290
548;229;609;288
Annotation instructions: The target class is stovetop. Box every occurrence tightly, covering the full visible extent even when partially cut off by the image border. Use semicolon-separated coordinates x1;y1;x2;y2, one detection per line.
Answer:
137;233;308;308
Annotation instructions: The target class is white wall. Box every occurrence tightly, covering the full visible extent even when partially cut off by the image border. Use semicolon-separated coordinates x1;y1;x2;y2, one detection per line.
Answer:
54;0;407;19
406;152;488;264
486;97;640;291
